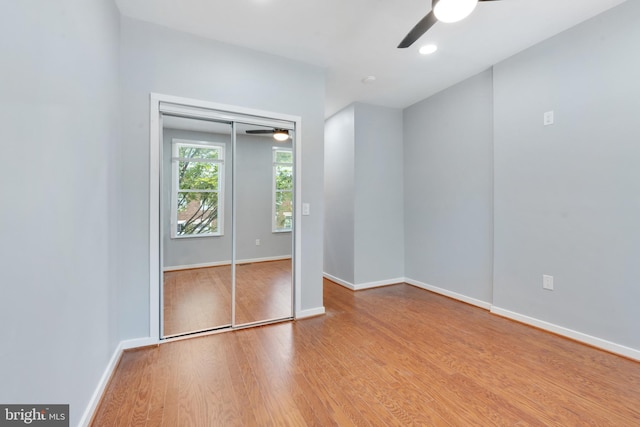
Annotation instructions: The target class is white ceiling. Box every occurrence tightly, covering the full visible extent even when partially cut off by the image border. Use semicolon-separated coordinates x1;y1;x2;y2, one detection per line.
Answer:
115;0;627;117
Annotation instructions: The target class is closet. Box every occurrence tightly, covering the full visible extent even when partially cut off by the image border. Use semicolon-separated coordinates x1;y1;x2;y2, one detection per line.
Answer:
157;102;296;338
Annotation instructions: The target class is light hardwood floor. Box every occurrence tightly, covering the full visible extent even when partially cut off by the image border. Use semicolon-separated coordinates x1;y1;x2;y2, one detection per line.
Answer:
93;280;640;426
163;260;293;336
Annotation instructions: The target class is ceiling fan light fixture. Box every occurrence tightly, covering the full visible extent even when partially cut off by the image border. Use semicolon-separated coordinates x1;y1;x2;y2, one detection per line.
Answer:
273;130;289;141
419;44;438;55
433;0;478;23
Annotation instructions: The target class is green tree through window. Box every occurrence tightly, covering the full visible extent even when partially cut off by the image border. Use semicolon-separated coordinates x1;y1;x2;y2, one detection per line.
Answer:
273;148;293;232
172;141;224;237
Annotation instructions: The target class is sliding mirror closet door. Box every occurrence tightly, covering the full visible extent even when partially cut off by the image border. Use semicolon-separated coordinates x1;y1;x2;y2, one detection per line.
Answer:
161;115;233;337
234;123;294;326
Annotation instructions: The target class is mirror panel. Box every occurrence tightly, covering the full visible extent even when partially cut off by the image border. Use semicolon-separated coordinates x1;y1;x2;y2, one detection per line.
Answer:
161;115;233;337
234;123;294;326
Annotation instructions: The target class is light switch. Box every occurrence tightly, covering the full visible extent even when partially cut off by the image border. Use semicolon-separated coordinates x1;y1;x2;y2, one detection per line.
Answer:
302;203;310;216
544;111;554;126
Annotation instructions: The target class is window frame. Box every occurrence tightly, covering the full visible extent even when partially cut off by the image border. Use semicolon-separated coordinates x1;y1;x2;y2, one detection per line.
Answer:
272;147;294;233
171;139;225;239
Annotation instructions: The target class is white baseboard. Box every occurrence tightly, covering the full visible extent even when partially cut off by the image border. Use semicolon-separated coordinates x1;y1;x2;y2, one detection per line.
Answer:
296;306;326;319
79;337;159;426
78;342;124;427
164;255;292;272
121;336;159;350
354;277;405;290
491;306;640;361
404;278;492;310
236;255;291;265
323;273;356;290
323;273;404;291
163;260;230;271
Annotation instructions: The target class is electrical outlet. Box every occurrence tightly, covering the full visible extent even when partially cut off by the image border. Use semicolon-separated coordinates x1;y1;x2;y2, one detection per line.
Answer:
543;274;554;291
255;239;261;246
302;203;310;216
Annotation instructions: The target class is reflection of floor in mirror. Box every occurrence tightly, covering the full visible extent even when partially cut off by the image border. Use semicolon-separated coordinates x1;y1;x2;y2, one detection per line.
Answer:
163;259;292;337
235;259;293;325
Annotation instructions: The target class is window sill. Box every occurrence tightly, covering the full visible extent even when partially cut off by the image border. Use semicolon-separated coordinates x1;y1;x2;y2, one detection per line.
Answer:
171;233;224;239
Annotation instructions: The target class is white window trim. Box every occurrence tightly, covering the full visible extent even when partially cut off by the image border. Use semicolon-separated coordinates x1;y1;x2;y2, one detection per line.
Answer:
272;147;293;233
171;139;225;239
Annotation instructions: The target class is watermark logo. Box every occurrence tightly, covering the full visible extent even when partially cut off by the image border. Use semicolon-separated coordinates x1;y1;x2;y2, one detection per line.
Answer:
0;405;68;426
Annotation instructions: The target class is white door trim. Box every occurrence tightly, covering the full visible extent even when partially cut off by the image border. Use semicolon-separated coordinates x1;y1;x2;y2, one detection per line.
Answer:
149;92;302;341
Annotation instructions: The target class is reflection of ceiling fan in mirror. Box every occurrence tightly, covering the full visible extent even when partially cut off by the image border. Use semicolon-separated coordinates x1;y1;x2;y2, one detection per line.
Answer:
246;128;290;141
398;0;502;48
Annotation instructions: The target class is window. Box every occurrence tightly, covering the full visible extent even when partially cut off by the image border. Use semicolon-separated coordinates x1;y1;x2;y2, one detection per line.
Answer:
273;147;293;232
171;140;225;238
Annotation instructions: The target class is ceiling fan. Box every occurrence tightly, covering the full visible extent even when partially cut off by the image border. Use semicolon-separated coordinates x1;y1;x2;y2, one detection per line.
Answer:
398;0;501;48
246;128;290;141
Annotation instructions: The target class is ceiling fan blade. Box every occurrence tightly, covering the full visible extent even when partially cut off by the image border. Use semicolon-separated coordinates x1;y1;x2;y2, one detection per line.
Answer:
246;129;275;134
478;0;501;2
398;10;437;48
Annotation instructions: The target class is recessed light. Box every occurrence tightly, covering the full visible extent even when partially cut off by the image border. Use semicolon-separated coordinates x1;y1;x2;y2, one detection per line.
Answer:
362;76;376;84
419;44;438;55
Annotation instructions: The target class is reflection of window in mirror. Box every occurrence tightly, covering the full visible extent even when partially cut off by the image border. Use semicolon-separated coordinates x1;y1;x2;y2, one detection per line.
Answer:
272;147;293;233
171;139;225;238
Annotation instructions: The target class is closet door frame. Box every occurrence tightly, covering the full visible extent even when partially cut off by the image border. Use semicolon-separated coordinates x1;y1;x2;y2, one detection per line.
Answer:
149;93;302;341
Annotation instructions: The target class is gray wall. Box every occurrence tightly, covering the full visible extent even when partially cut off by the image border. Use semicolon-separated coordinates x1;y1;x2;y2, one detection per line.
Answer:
324;106;356;283
0;1;121;425
324;103;404;285
403;70;494;303
120;17;325;338
493;0;640;349
161;129;292;268
354;104;405;284
235;134;293;261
